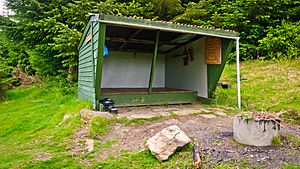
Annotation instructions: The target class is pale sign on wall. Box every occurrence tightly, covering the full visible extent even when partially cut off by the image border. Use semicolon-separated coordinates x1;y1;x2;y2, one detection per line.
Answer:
205;37;222;64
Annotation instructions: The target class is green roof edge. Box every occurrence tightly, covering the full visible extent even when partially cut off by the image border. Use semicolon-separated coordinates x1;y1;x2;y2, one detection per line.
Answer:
99;14;239;38
78;14;239;49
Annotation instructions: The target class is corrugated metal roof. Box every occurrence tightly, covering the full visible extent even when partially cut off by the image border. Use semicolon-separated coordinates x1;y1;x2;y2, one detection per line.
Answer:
95;14;239;39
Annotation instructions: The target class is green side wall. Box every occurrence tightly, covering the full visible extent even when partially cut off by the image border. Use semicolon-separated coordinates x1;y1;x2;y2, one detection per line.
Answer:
78;20;100;109
207;39;235;98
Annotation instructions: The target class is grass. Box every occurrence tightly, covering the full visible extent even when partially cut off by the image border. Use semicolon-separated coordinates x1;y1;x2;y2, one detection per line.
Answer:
94;143;194;169
0;85;90;168
282;134;300;147
89;116;114;138
214;59;300;123
1;59;300;168
271;136;282;145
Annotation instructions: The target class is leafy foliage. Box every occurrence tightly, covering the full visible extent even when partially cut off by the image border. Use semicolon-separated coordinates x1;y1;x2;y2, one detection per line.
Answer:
259;21;300;59
174;0;300;60
0;0;300;88
0;32;12;94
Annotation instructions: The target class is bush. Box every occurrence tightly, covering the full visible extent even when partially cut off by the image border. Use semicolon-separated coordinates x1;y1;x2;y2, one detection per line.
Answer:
259;21;300;60
0;56;12;95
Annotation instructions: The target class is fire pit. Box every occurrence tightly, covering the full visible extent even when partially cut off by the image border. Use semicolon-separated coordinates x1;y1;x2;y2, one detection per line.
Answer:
233;112;281;146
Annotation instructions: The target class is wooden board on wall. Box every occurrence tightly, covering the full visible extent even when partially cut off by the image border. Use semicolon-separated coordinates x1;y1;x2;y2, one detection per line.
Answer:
205;37;222;64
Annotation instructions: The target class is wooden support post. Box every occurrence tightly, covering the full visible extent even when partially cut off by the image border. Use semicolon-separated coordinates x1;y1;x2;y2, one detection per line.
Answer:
91;22;95;86
148;30;160;94
95;23;106;110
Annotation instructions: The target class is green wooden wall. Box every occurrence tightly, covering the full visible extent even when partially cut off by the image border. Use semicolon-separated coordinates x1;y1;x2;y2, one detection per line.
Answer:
207;39;235;98
78;20;100;108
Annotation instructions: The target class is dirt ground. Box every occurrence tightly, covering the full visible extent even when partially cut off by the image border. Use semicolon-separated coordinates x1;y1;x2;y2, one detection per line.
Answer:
73;105;300;168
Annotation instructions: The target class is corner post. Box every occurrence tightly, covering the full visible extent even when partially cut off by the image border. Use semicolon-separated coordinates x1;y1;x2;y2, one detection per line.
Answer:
95;23;106;110
148;30;160;93
236;38;241;110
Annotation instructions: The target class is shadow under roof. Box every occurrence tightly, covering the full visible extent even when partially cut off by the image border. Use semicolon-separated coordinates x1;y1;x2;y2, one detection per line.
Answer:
79;14;239;54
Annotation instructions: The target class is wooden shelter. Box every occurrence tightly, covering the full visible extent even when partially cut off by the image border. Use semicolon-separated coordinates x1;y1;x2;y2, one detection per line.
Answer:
78;14;241;110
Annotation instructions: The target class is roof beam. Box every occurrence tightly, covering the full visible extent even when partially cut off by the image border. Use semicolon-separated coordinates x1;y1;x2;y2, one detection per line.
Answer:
105;37;186;46
162;35;204;54
119;29;143;50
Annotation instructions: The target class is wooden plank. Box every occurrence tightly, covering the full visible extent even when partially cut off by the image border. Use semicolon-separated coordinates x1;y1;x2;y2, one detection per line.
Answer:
78;81;94;90
101;91;198;106
79;47;92;59
78;69;93;74
106;37;182;46
205;37;222;64
78;92;95;101
79;85;95;93
93;21;98;28
78;76;94;83
78;71;93;77
119;29;143;50
93;42;99;51
148;30;160;93
78;21;91;50
95;23;107;110
93;25;99;36
207;39;234;98
79;81;94;88
79;61;93;69
79;55;92;64
79;42;92;54
79;58;92;66
93;33;99;42
91;21;96;87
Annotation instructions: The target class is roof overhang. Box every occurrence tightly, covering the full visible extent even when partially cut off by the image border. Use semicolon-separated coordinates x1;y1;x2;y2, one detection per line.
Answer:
78;14;239;53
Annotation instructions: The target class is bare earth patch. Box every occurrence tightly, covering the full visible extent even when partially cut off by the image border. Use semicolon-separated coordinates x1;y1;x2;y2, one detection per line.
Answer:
73;105;300;168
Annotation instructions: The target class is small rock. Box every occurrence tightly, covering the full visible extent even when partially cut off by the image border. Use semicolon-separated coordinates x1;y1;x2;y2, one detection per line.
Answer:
198;108;211;113
200;114;217;118
146;125;191;161
86;139;94;152
214;111;227;116
36;152;52;161
250;155;254;158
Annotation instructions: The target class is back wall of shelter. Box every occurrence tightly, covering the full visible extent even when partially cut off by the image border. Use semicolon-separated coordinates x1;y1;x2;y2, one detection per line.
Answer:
165;38;208;98
101;51;165;88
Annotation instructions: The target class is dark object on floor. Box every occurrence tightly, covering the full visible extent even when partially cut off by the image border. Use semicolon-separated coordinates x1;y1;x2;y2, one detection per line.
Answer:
99;98;118;114
218;82;231;89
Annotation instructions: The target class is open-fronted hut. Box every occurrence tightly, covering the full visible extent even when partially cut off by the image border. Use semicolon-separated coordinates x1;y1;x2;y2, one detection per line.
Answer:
78;14;241;110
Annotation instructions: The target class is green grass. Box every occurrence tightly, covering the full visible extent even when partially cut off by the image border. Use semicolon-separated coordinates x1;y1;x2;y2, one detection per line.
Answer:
89;116;114;138
282;134;300;147
214;59;300;123
1;59;300;168
94;143;194;169
272;136;282;145
281;163;300;169
0;85;90;168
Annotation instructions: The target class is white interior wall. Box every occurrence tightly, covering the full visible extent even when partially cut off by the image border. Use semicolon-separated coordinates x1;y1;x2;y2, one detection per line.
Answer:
165;38;208;97
102;51;165;88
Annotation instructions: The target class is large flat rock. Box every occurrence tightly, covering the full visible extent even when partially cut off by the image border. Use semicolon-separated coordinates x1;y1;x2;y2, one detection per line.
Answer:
145;125;191;161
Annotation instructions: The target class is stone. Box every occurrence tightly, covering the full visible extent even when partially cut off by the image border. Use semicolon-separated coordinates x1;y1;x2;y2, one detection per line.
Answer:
199;114;216;118
63;113;71;121
118;111;159;120
233;115;280;146
145;125;191;161
173;109;199;116
86;139;94;152
80;109;113;121
214;111;227;116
